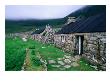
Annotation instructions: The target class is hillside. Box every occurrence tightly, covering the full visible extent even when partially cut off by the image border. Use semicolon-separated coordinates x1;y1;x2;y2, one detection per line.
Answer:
5;18;66;33
67;5;106;18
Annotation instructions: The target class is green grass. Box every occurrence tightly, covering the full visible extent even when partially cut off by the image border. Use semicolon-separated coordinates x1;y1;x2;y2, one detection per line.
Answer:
5;38;26;71
5;37;96;71
5;37;65;71
24;49;44;71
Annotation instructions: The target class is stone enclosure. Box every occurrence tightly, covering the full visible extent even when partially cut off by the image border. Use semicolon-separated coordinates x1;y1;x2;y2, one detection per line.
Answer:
30;24;106;70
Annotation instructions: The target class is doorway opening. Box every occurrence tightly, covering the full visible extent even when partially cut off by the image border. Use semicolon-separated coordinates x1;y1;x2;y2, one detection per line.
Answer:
75;35;84;55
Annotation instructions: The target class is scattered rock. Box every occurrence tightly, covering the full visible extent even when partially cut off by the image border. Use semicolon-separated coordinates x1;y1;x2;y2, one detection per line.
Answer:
64;65;71;68
74;55;81;60
64;59;71;64
90;65;98;70
71;62;79;67
48;60;56;64
51;65;60;68
59;68;66;71
71;57;78;62
64;55;71;59
41;59;47;65
22;38;27;42
58;61;65;65
21;66;24;71
57;58;62;61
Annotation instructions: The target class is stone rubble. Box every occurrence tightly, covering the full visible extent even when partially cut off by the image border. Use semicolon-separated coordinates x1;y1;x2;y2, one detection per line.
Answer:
71;62;79;67
64;59;71;64
48;60;56;64
57;61;65;65
51;65;60;68
64;65;71;68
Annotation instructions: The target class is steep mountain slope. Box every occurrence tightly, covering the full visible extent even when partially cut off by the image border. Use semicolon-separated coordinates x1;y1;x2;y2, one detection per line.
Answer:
66;5;106;18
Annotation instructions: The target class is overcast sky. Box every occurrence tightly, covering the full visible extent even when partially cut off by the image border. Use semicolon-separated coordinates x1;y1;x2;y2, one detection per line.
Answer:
5;5;85;20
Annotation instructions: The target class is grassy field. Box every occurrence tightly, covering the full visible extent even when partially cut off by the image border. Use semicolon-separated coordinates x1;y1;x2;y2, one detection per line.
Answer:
5;37;96;71
5;37;65;71
5;38;26;71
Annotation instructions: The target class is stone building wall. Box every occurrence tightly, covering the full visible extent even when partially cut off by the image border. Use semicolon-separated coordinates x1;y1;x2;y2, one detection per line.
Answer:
54;34;74;53
82;32;106;69
54;32;106;70
31;34;42;41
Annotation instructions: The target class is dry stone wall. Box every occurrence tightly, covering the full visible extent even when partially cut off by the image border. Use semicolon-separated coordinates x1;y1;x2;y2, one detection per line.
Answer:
54;32;106;70
82;32;106;70
54;34;74;53
31;25;55;44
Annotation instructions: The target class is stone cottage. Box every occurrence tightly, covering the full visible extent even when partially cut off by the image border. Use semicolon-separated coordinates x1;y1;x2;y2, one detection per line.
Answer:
54;13;106;70
31;24;55;44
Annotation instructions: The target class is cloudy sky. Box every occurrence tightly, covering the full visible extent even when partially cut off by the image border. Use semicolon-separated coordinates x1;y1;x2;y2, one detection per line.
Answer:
5;5;85;20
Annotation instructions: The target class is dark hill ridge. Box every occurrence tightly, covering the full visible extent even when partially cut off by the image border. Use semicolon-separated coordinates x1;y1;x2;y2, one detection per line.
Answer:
5;18;66;33
56;12;106;34
5;18;66;27
67;5;106;18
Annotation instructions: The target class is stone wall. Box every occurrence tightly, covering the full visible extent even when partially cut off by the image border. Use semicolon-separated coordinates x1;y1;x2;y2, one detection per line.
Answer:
6;31;32;39
31;25;55;44
54;34;74;53
31;34;42;41
31;28;106;70
82;32;106;70
54;32;106;70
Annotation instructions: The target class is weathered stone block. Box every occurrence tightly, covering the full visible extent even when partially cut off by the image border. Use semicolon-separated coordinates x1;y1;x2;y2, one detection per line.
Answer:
58;61;65;65
64;59;71;64
48;60;56;64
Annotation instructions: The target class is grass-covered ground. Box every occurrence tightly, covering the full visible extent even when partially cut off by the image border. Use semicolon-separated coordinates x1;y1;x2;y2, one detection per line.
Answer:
5;37;96;71
5;37;65;71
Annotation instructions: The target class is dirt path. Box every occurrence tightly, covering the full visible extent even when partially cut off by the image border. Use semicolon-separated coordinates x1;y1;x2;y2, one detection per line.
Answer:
21;48;47;71
21;48;31;71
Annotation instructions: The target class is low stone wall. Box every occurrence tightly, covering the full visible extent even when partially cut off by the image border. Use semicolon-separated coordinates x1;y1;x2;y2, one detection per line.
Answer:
6;32;30;39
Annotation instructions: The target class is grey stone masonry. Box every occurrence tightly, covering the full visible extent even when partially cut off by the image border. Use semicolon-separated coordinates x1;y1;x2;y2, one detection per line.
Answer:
54;32;106;70
31;24;55;44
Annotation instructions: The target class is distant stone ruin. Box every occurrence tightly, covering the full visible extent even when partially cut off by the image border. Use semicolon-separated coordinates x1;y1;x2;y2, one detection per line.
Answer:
31;24;55;44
